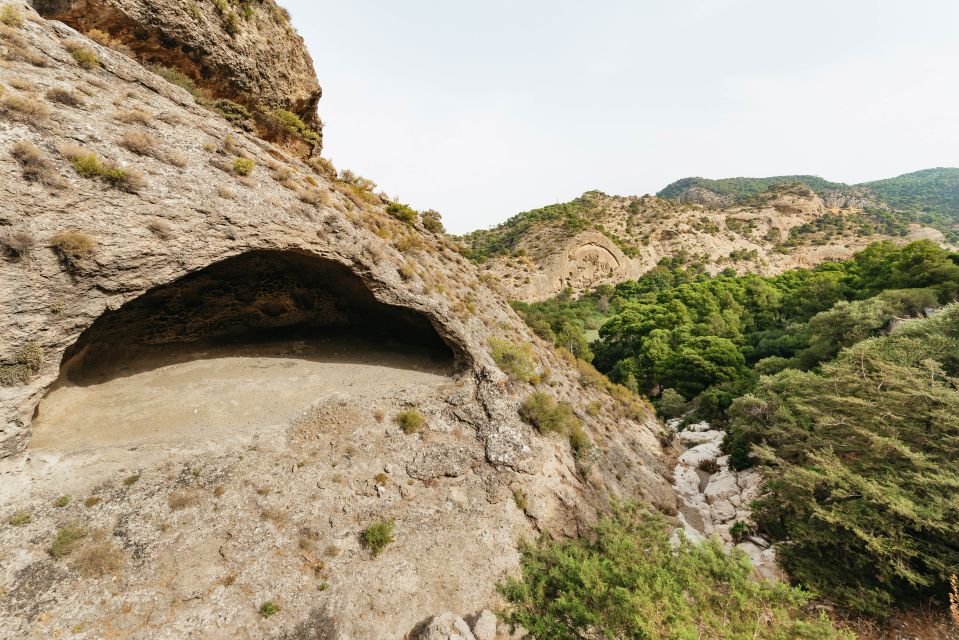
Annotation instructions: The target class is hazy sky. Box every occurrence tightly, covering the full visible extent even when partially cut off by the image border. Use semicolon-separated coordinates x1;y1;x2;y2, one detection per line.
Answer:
284;1;959;234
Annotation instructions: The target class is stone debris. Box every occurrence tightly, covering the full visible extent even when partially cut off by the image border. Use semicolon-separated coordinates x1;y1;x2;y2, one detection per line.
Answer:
669;419;785;582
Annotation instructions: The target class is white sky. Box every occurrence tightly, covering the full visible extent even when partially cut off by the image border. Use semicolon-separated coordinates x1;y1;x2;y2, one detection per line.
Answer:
283;0;959;234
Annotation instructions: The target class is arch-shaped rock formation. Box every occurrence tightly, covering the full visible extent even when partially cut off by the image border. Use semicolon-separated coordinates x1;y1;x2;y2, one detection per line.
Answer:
58;249;457;382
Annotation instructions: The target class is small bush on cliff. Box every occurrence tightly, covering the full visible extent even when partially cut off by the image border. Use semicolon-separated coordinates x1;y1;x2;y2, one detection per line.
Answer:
264;108;321;145
498;503;850;640
50;230;96;265
0;341;43;386
232;157;255;176
394;409;425;434
361;520;394;557
11;141;63;187
489;338;535;383
49;524;87;558
519;391;590;456
386;202;418;225
0;5;24;27
421;209;445;233
59;144;146;192
64;40;100;69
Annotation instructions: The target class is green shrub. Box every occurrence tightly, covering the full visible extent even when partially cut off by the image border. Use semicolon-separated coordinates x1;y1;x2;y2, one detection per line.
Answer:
421;209;445;233
265;108;320;144
361;520;394;556
54;495;70;508
8;510;31;526
656;388;687;419
151;65;201;97
386;202;417;224
519;392;579;433
497;503;850;640
258;601;280;619
232;157;254;176
50;524;87;558
727;304;959;615
0;5;24;27
60;144;146;192
393;409;425;434
488;338;535;382
64;41;100;69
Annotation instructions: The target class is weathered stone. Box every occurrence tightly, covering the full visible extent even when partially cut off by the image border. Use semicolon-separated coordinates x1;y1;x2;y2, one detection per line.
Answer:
415;612;477;640
470;609;497;640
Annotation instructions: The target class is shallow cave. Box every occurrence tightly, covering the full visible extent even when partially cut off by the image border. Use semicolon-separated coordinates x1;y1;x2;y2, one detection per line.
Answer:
59;249;456;384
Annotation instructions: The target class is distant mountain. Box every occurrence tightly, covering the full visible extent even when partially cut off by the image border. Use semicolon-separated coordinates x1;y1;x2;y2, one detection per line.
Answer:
863;168;959;220
658;168;959;223
461;169;959;302
657;175;854;203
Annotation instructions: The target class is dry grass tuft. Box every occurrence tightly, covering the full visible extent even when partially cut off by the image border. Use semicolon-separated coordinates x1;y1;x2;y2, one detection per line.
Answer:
11;141;64;187
166;150;188;168
115;108;153;125
0;23;46;66
119;129;157;156
50;230;96;264
168;488;200;510
72;534;125;577
1;93;50;123
217;184;235;200
0;5;24;27
64;40;100;69
45;87;85;107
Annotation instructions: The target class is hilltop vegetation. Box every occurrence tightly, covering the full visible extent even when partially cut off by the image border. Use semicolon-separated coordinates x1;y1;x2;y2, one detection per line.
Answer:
658;174;853;202
864;167;959;221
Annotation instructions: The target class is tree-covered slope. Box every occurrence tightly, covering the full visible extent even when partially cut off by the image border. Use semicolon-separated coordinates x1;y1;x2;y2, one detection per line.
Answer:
862;167;959;220
657;175;853;202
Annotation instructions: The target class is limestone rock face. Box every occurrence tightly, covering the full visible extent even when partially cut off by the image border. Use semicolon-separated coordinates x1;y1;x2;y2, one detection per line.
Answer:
31;0;323;138
0;5;672;637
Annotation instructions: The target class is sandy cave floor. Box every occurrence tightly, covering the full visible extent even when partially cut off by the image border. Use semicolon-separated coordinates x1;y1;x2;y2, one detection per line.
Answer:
2;336;453;503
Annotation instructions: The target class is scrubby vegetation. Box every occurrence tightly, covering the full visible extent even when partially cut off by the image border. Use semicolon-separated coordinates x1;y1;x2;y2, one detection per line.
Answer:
50;230;96;265
60;144;146;192
259;601;280;619
488;338;536;382
519;241;959;422
0;341;44;386
64;40;100;69
393;409;425;434
517;240;959;619
232;157;255;176
49;523;87;558
725;305;959;615
498;503;850;639
519;392;590;458
361;520;394;556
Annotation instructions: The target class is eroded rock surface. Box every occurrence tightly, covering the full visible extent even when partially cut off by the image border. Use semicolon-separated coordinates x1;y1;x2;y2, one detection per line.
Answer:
32;0;323;138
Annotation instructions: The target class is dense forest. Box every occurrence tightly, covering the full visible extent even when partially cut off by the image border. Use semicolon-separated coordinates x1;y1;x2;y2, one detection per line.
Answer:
515;240;959;421
513;240;959;614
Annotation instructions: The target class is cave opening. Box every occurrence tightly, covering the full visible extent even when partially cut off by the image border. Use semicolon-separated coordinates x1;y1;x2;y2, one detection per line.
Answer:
32;250;456;452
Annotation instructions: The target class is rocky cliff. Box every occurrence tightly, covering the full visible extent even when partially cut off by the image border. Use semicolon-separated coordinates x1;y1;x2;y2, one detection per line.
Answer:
31;0;323;151
0;3;672;637
467;186;952;302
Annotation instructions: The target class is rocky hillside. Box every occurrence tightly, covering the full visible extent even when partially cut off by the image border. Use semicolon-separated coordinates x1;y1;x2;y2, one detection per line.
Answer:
464;175;957;302
0;2;673;638
32;0;324;154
